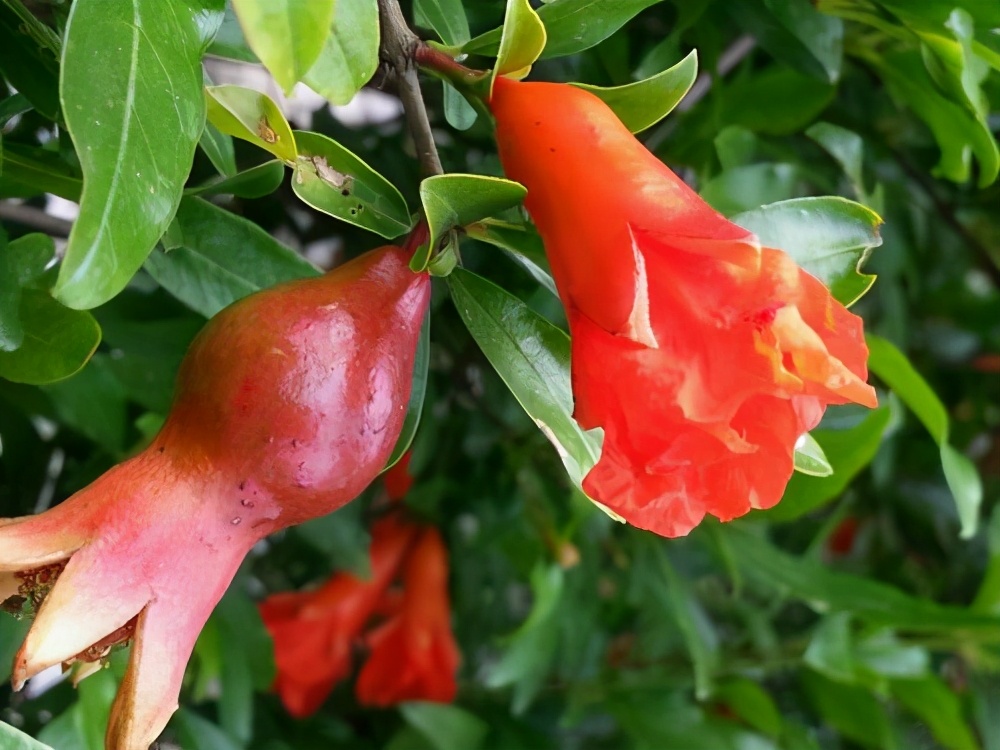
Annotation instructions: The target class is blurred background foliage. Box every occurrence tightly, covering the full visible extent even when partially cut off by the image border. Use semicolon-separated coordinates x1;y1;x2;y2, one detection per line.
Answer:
1;0;999;748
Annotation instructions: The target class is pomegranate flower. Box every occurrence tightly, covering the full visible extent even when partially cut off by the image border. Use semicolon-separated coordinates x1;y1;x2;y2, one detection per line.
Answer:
0;245;430;750
355;526;461;707
490;78;877;537
259;515;420;717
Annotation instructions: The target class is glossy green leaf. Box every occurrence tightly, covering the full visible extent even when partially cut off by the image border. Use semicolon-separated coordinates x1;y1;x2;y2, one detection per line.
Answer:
767;408;891;521
0;2;61;120
415;0;471;46
207;4;258;62
145;197;318;317
291;130;412;239
465;219;556;296
205;85;298;162
0;721;53;750
467;0;664;60
722;66;836;136
792;433;834;477
448;268;602;493
867;335;983;538
0;291;101;385
572;50;697;133
724;527;1000;634
304;0;380;106
443;83;478;130
700;163;800;217
0;233;58;352
891;677;979;750
414;174;527;271
385;310;430;470
0;93;33;128
199;121;238;177
730;0;843;83
400;703;489;750
185;160;285;199
54;0;223;310
231;0;336;94
807;122;883;209
732;196;881;307
490;0;547;84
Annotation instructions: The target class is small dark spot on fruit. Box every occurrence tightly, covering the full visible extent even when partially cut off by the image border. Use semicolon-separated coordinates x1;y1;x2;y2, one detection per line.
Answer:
157;446;165;454
549;147;556;153
291;438;298;448
239;480;246;491
534;121;541;126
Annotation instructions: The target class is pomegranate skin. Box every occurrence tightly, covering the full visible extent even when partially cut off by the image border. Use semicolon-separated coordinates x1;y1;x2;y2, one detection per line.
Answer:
160;244;431;527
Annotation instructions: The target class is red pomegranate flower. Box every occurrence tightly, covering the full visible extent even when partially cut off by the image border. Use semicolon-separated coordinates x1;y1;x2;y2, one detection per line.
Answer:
355;526;461;706
489;78;877;537
260;514;420;717
0;245;429;750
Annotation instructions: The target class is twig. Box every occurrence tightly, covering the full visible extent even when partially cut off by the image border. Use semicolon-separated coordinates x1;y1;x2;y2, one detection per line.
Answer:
0;201;72;237
376;0;443;177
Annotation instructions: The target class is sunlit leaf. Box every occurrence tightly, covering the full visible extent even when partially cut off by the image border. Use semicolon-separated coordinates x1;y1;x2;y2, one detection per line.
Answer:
205;85;298;163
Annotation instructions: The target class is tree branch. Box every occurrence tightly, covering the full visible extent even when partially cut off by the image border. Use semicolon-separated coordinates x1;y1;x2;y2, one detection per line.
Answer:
0;201;72;237
377;0;442;178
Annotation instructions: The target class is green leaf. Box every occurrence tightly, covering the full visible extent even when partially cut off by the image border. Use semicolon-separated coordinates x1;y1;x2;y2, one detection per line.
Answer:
400;703;489;750
0;721;52;750
199;121;238;177
866;335;983;538
0;2;61;120
231;0;336;94
486;564;564;713
185;160;285;199
874;50;998;187
54;0;223;310
172;709;242;750
807;122;881;208
714;678;783;737
0;143;82;201
448;268;602;494
208;4;258;62
700;163;800;217
793;432;834;477
465;219;556;297
293;498;371;576
491;0;547;84
766;408;892;521
0;233;58;352
205;84;298;163
414;174;527;271
291;130;412;239
891;677;979;750
44;354;127;454
724;527;1000;635
721;66;836;135
571;50;697;133
304;0;380;106
467;0;664;60
145;197;318;317
0;291;101;385
729;0;843;83
732;196;882;307
415;0;471;46
385;310;430;470
802;670;897;750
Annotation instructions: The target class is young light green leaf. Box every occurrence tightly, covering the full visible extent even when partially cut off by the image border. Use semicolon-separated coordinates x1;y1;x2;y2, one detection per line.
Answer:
732;196;882;307
54;0;224;310
304;0;380;106
867;334;983;538
205;85;298;163
0;290;101;385
0;721;54;750
448;268;602;492
414;174;527;271
793;432;834;477
145;197;319;317
291;130;412;239
572;50;697;133
231;0;336;94
185;160;285;199
491;0;547;85
400;703;489;750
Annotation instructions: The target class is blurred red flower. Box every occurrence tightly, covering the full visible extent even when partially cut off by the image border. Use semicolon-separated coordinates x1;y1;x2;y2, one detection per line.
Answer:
260;514;418;717
490;78;877;537
355;526;461;707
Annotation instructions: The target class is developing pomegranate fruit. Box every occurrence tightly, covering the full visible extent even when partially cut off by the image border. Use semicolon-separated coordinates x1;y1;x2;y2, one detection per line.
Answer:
0;243;430;750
